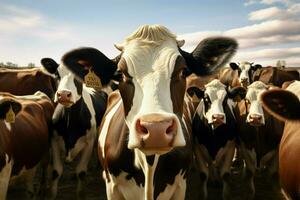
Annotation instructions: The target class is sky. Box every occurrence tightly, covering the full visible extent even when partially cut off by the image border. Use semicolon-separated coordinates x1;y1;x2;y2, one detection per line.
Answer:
0;0;299;67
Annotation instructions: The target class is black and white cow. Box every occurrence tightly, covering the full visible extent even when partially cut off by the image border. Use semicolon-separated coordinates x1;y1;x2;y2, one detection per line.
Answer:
61;24;238;200
236;81;284;199
189;79;245;199
41;58;108;199
229;61;262;87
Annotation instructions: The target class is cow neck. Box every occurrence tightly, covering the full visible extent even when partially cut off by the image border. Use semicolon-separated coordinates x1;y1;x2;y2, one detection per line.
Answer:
56;96;92;151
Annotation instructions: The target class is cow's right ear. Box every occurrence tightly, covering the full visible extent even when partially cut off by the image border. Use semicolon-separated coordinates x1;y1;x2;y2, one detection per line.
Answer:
229;62;239;70
41;58;59;74
187;87;205;103
261;89;300;122
62;47;118;87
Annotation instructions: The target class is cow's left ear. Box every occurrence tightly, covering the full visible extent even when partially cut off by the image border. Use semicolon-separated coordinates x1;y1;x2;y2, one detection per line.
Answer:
261;89;300;122
228;86;247;102
180;37;238;76
62;47;118;87
252;64;262;71
187;87;205;103
41;58;59;74
0;98;22;122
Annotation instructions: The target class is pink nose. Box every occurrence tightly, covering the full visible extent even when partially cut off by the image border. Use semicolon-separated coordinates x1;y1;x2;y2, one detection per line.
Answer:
212;114;225;127
57;90;72;103
249;114;263;126
136;114;177;151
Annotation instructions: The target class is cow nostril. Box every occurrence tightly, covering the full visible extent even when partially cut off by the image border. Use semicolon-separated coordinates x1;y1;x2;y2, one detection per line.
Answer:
67;93;71;98
136;119;148;134
166;120;175;134
57;93;61;97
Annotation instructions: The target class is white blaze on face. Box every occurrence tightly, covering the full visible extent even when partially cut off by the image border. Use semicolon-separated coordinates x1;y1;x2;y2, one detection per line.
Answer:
54;65;81;104
204;79;227;124
245;81;268;124
239;61;252;84
122;39;185;149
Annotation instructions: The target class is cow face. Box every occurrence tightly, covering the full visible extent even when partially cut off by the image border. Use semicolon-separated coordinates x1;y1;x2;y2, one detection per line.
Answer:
41;58;82;107
230;62;262;87
188;79;246;129
244;81;268;126
62;25;238;155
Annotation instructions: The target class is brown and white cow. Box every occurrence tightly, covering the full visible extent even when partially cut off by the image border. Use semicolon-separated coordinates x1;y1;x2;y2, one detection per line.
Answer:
236;81;284;199
0;91;54;199
261;81;300;200
0;67;57;98
62;24;238;199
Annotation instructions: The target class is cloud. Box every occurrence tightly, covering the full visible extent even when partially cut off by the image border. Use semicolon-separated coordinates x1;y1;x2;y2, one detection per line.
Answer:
180;1;300;67
249;4;300;21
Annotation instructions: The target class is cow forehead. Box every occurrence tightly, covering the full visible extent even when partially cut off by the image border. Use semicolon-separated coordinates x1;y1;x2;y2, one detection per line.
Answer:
57;64;70;78
246;82;267;101
122;39;180;79
205;80;227;100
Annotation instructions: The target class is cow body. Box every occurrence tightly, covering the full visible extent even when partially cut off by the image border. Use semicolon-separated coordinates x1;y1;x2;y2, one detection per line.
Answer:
61;24;238;200
252;66;299;87
0;67;57;98
261;81;300;200
0;92;54;199
41;59;108;199
100;92;194;199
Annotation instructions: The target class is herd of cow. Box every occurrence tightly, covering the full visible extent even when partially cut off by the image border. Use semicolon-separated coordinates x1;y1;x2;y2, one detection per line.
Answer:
1;24;300;200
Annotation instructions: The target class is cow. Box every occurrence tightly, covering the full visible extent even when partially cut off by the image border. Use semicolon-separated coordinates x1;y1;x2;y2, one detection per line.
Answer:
61;24;238;200
0;91;54;199
0;66;57;98
236;81;284;199
252;66;299;87
40;58;108;199
220;61;262;88
261;81;300;200
189;79;246;200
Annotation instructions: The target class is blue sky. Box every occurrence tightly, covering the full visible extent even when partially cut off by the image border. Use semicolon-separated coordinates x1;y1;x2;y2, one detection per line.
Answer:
0;0;299;66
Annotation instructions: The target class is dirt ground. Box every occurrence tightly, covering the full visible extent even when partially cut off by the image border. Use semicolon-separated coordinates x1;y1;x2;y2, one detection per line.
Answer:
6;161;285;200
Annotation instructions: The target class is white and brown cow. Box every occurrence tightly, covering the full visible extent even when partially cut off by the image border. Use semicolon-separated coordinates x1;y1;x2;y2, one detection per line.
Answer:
0;92;54;199
62;24;238;200
261;81;300;200
40;58;108;199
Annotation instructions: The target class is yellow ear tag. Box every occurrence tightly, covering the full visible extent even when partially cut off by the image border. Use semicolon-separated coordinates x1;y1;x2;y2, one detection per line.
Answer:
191;94;200;103
84;69;102;90
5;106;15;123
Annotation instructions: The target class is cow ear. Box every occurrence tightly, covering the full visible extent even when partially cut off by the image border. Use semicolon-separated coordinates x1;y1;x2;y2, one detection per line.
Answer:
228;86;246;101
180;37;238;76
41;58;59;74
62;47;118;87
229;62;239;70
252;64;262;71
261;89;300;122
0;98;22;122
187;87;205;103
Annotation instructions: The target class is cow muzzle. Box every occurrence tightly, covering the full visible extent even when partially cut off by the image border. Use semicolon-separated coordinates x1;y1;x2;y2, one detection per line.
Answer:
211;114;225;128
134;114;178;154
56;90;74;107
248;114;264;126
